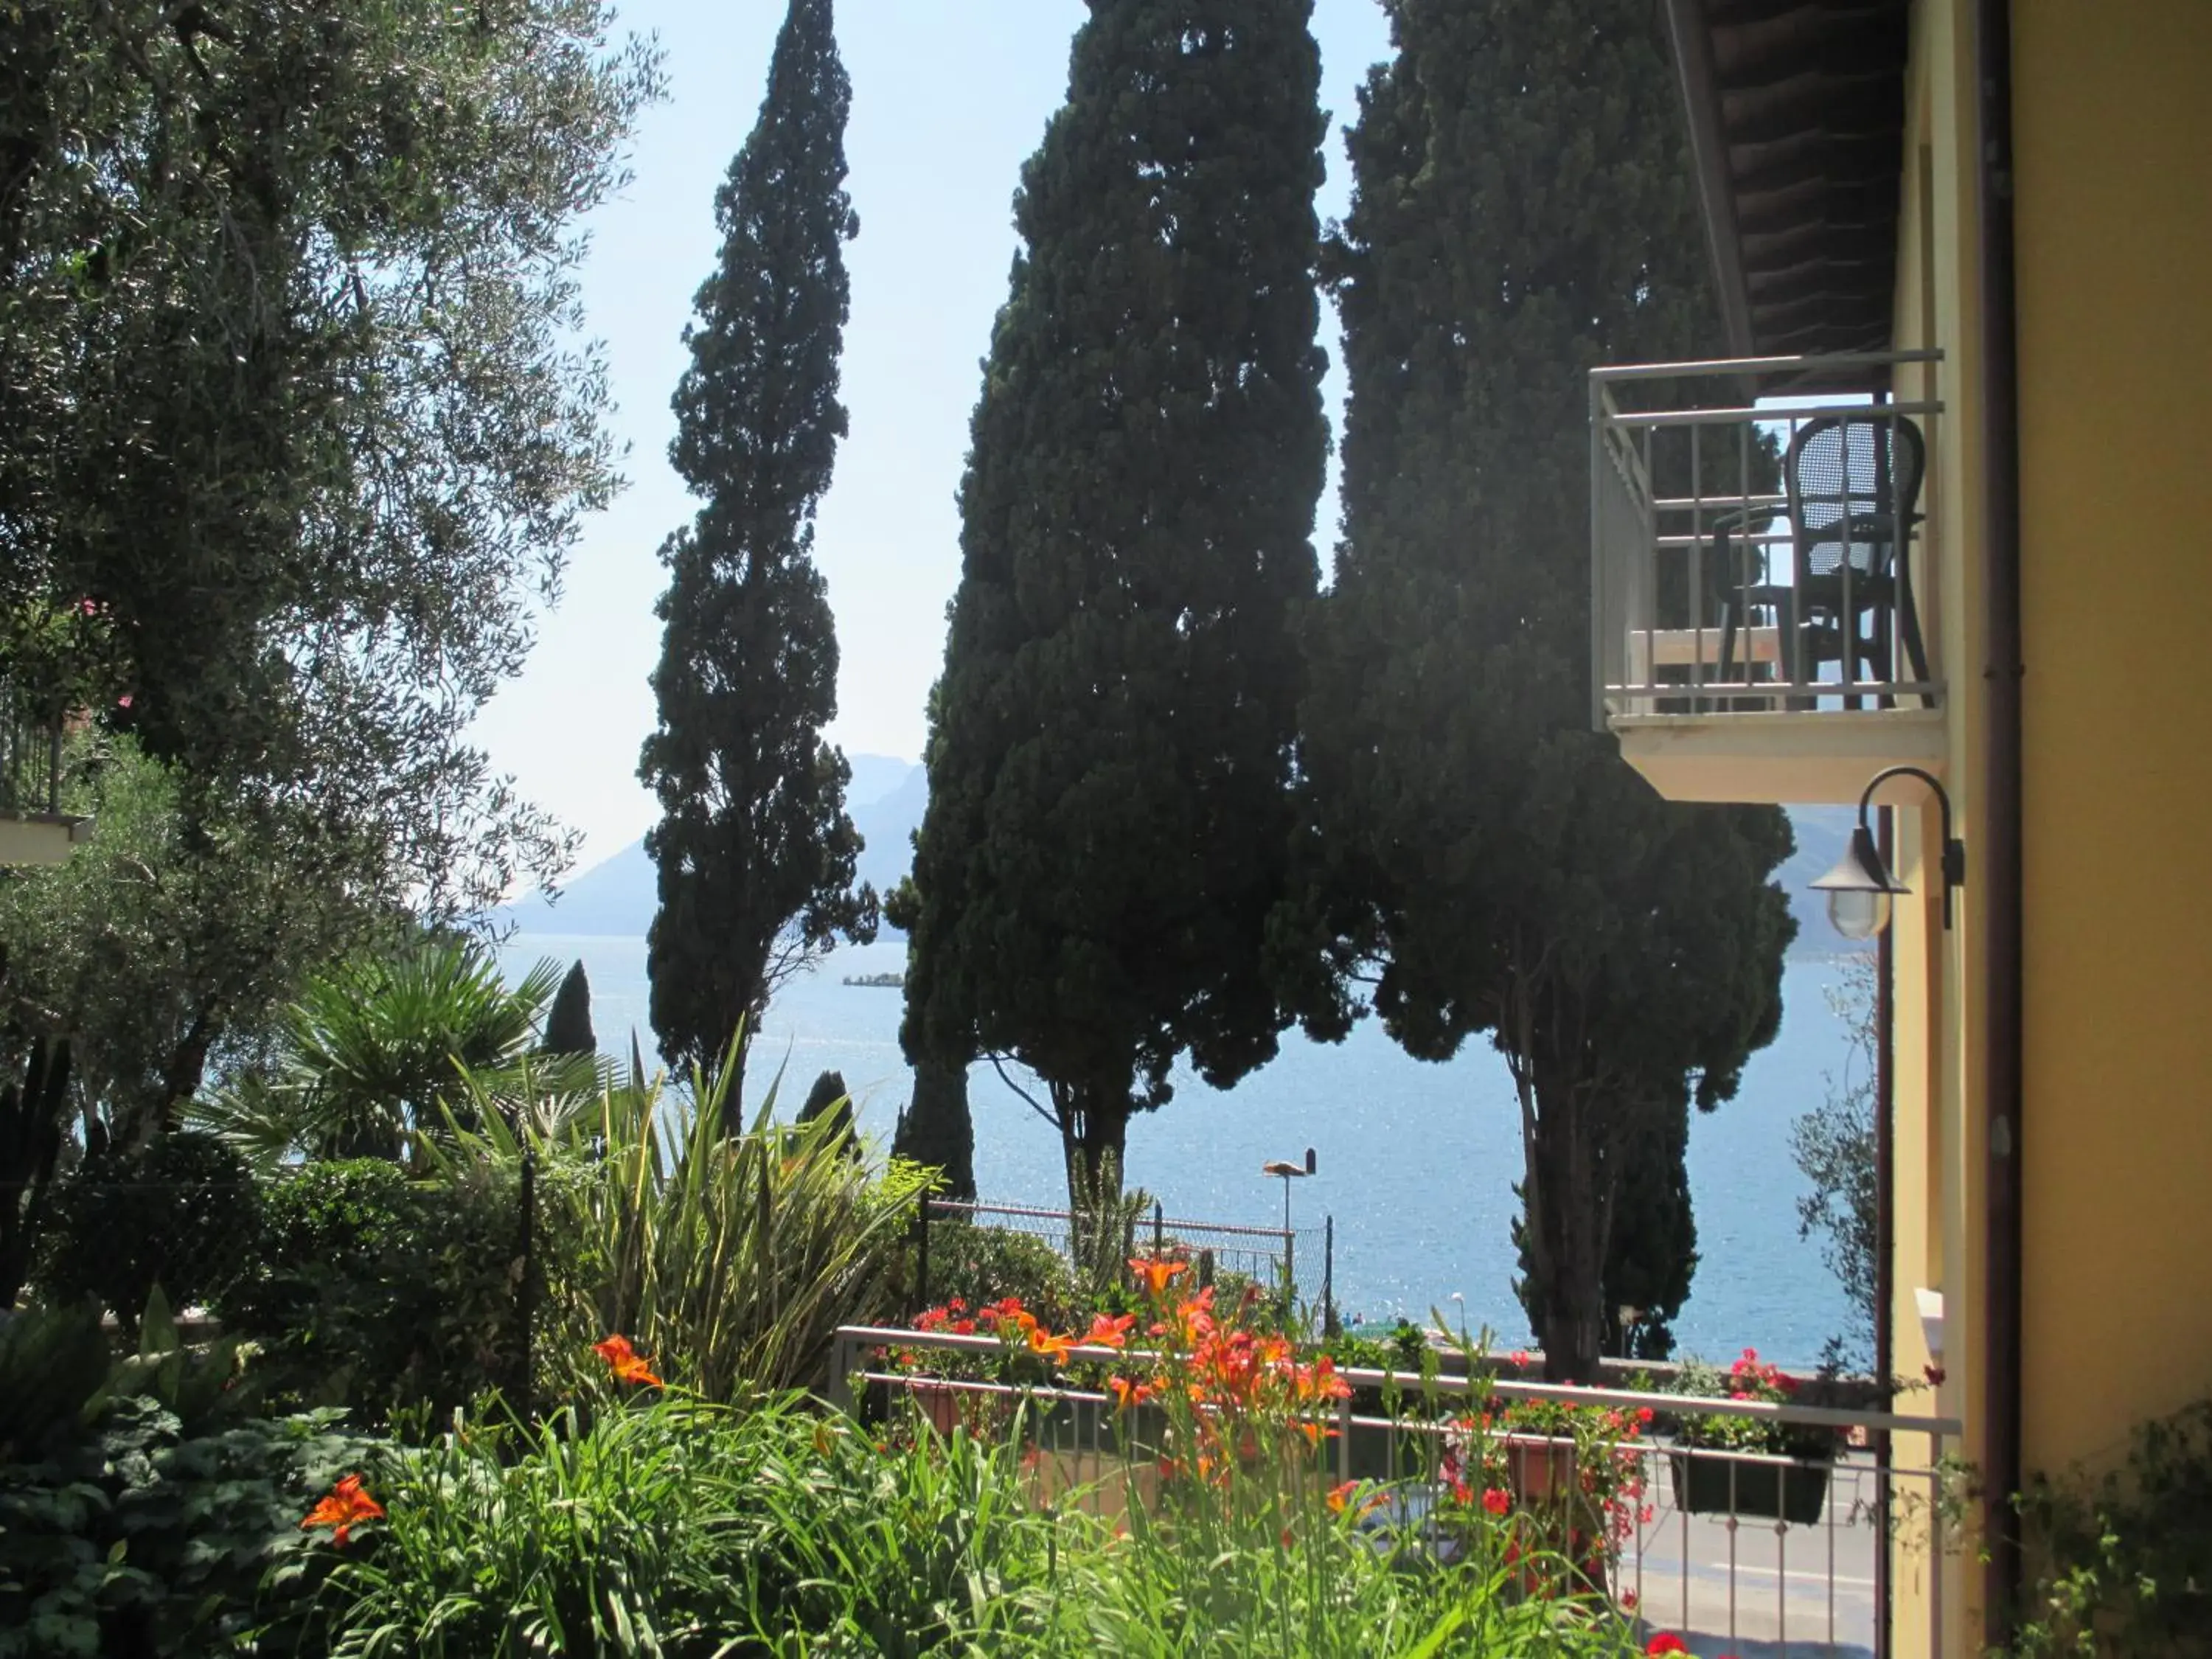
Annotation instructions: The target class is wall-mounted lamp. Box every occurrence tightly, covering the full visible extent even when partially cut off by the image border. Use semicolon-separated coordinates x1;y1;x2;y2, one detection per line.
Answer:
1809;764;1966;940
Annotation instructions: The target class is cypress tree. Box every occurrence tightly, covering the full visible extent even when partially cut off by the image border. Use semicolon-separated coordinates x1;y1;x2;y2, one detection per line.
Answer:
795;1066;857;1153
1287;0;1795;1380
640;0;876;1091
542;960;597;1059
897;0;1329;1206
890;1057;975;1204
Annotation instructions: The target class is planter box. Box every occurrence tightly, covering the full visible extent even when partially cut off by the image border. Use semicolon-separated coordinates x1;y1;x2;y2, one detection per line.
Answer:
1670;1450;1831;1526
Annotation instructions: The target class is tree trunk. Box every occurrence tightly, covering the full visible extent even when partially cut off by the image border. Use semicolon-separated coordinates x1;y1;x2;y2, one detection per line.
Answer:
1054;1077;1130;1214
1527;1060;1610;1384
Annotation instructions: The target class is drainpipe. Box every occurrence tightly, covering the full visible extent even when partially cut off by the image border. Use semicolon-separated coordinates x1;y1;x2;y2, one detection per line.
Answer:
1973;0;2026;1643
1874;807;1895;1659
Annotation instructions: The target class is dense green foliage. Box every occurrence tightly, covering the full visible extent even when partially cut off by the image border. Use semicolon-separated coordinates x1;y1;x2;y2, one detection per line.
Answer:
0;1400;369;1659
899;0;1330;1204
189;939;582;1164
0;0;652;872
2013;1399;2212;1657
36;1130;258;1329
215;1158;578;1424
306;1386;1642;1659
0;4;661;1151
1282;0;1795;1380
640;0;875;1086
543;961;599;1060
0;741;411;1143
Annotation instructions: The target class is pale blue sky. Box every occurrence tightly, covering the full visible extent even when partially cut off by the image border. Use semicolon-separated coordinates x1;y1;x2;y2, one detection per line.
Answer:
471;0;1395;870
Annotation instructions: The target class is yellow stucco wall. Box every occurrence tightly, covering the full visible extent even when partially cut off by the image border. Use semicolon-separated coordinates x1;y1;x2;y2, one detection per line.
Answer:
2011;1;2212;1473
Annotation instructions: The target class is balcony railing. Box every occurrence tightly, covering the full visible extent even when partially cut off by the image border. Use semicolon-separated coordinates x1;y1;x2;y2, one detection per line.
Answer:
0;675;64;820
832;1324;1963;1658
1590;351;1944;727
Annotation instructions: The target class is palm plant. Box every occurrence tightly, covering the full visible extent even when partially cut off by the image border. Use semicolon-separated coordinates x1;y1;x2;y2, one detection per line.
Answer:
192;940;595;1164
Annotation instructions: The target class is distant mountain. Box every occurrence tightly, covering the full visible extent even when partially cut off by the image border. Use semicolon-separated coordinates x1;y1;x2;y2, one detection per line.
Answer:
504;755;925;939
507;768;1854;956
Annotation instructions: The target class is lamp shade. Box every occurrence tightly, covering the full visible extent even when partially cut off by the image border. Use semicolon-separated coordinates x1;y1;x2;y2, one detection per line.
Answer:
1810;824;1908;940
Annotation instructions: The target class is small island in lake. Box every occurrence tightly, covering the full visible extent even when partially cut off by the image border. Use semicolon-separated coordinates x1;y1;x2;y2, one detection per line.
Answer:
841;971;905;989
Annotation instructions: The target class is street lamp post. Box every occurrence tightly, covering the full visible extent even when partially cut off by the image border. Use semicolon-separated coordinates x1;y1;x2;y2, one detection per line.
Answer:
1261;1148;1316;1309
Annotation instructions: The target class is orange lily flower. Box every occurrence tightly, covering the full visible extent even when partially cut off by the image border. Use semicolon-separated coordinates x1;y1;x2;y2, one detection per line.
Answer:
1327;1479;1385;1520
593;1335;664;1388
1026;1324;1077;1363
1128;1256;1186;1298
1107;1374;1155;1410
302;1473;386;1546
1082;1312;1136;1350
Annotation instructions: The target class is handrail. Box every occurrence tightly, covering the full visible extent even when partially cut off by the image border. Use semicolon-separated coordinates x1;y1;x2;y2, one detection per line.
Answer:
830;1324;1962;1439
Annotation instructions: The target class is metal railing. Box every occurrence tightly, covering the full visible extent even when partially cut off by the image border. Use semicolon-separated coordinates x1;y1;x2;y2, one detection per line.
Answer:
832;1324;1961;1658
1590;350;1945;726
917;1197;1330;1323
0;673;64;818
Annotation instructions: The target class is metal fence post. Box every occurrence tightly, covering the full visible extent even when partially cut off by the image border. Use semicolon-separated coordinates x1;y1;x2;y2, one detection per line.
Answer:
515;1148;536;1421
1322;1214;1338;1338
915;1194;931;1310
1152;1200;1164;1257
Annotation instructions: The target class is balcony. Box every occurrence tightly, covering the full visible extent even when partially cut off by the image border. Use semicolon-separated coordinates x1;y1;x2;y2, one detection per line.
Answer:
0;674;91;866
1590;351;1947;804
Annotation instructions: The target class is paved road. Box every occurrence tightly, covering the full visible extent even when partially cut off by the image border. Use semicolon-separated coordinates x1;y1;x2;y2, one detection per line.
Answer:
1620;1450;1885;1658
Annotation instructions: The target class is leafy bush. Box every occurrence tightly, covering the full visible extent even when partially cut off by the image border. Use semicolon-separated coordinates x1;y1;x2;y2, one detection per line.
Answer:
216;1158;584;1425
0;1399;369;1659
2013;1398;2212;1656
919;1221;1081;1331
35;1129;260;1325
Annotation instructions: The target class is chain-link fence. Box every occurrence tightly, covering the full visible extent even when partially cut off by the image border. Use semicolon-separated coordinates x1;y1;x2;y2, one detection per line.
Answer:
914;1197;1337;1332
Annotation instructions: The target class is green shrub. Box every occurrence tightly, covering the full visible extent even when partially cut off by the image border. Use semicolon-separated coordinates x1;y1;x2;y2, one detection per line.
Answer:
919;1221;1081;1329
2012;1398;2212;1656
0;1398;369;1659
35;1130;260;1326
317;1395;774;1659
217;1158;582;1425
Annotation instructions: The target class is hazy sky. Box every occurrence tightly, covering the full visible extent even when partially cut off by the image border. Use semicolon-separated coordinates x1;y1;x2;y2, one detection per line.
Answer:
470;0;1396;871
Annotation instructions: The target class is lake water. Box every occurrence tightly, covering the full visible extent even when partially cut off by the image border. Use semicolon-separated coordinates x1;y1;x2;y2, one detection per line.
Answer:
500;933;1861;1367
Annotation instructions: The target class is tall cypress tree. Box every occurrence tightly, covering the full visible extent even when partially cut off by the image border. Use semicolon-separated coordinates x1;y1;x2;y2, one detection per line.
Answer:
641;0;875;1089
891;1057;975;1203
896;0;1328;1205
542;960;597;1058
1286;0;1795;1380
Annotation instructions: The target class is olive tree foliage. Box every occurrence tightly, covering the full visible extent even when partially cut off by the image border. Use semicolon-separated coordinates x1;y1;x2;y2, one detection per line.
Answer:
1792;952;1878;1365
896;0;1329;1206
1279;0;1795;1381
0;1;661;1133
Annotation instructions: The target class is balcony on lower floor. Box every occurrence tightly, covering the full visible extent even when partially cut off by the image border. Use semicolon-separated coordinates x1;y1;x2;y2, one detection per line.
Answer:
1590;350;1947;804
1;674;91;866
